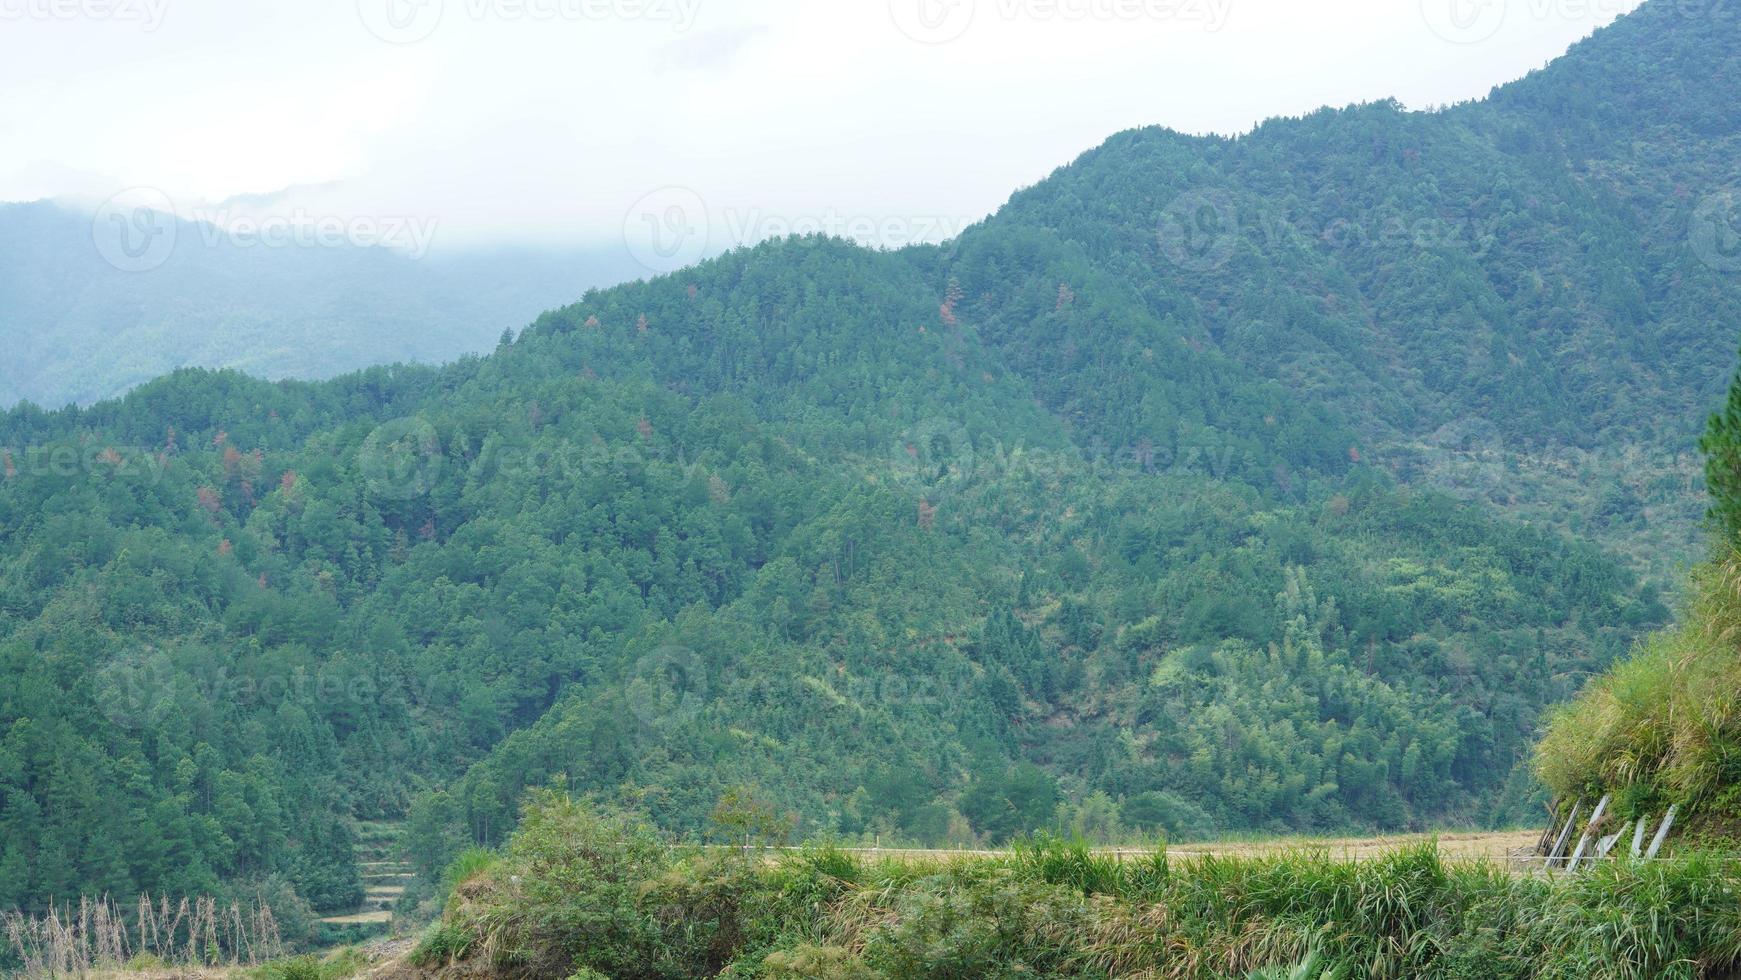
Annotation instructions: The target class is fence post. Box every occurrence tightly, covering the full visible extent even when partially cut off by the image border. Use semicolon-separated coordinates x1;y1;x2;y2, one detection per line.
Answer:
1645;805;1679;861
1565;795;1610;875
1546;800;1582;867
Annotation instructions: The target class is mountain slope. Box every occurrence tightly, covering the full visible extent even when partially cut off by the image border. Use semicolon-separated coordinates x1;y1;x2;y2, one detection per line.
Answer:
0;0;1730;917
948;1;1739;572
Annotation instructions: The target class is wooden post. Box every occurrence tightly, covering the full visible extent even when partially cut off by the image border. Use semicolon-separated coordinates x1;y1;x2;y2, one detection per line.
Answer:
1596;822;1630;861
1565;795;1610;875
1631;815;1649;858
1546;800;1582;868
1645;805;1679;861
1535;799;1561;856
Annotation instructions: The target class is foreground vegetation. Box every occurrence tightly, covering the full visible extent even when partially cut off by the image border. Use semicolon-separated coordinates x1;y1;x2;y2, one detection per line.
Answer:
413;791;1741;980
1535;322;1741;836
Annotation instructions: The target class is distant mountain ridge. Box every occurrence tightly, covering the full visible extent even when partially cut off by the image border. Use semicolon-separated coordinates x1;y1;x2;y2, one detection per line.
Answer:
0;200;643;409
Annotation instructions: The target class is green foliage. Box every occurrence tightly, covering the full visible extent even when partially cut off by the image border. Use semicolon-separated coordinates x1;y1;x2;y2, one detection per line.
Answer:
1703;362;1741;541
0;241;1662;911
441;848;498;896
408;924;475;969
448;790;676;978
711;787;794;847
249;948;367;980
1248;954;1329;980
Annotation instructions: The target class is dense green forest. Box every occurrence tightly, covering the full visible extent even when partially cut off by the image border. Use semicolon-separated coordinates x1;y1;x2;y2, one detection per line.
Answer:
0;201;638;409
0;0;1735;920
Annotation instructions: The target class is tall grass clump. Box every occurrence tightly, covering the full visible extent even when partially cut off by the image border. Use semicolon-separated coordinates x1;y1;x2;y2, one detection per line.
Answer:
440;847;500;896
1537;549;1741;824
1009;833;1138;896
248;946;368;980
2;894;284;978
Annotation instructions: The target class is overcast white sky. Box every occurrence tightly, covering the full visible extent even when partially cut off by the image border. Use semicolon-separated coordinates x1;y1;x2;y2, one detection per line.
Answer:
0;0;1646;260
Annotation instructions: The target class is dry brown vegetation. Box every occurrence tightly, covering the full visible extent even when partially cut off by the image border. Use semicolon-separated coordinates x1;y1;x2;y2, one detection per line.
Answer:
1;895;282;979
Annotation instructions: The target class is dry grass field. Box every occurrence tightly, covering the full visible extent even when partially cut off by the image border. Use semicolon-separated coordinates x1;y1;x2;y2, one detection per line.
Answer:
779;829;1546;869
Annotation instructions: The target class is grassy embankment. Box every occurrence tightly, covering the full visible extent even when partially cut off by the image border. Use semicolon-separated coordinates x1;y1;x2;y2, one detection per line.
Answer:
400;791;1741;980
1536;548;1741;838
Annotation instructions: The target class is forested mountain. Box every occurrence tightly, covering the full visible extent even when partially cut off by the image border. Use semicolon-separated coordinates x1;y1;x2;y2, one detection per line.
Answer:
0;0;1732;920
0;201;640;409
945;0;1739;576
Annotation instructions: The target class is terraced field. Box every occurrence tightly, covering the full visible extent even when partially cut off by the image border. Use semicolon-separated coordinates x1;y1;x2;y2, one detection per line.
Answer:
319;823;415;934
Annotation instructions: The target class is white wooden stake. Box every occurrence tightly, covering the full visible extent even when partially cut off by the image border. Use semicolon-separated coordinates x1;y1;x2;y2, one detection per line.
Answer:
1565;794;1610;875
1547;800;1582;866
1596;823;1629;860
1645;805;1679;861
